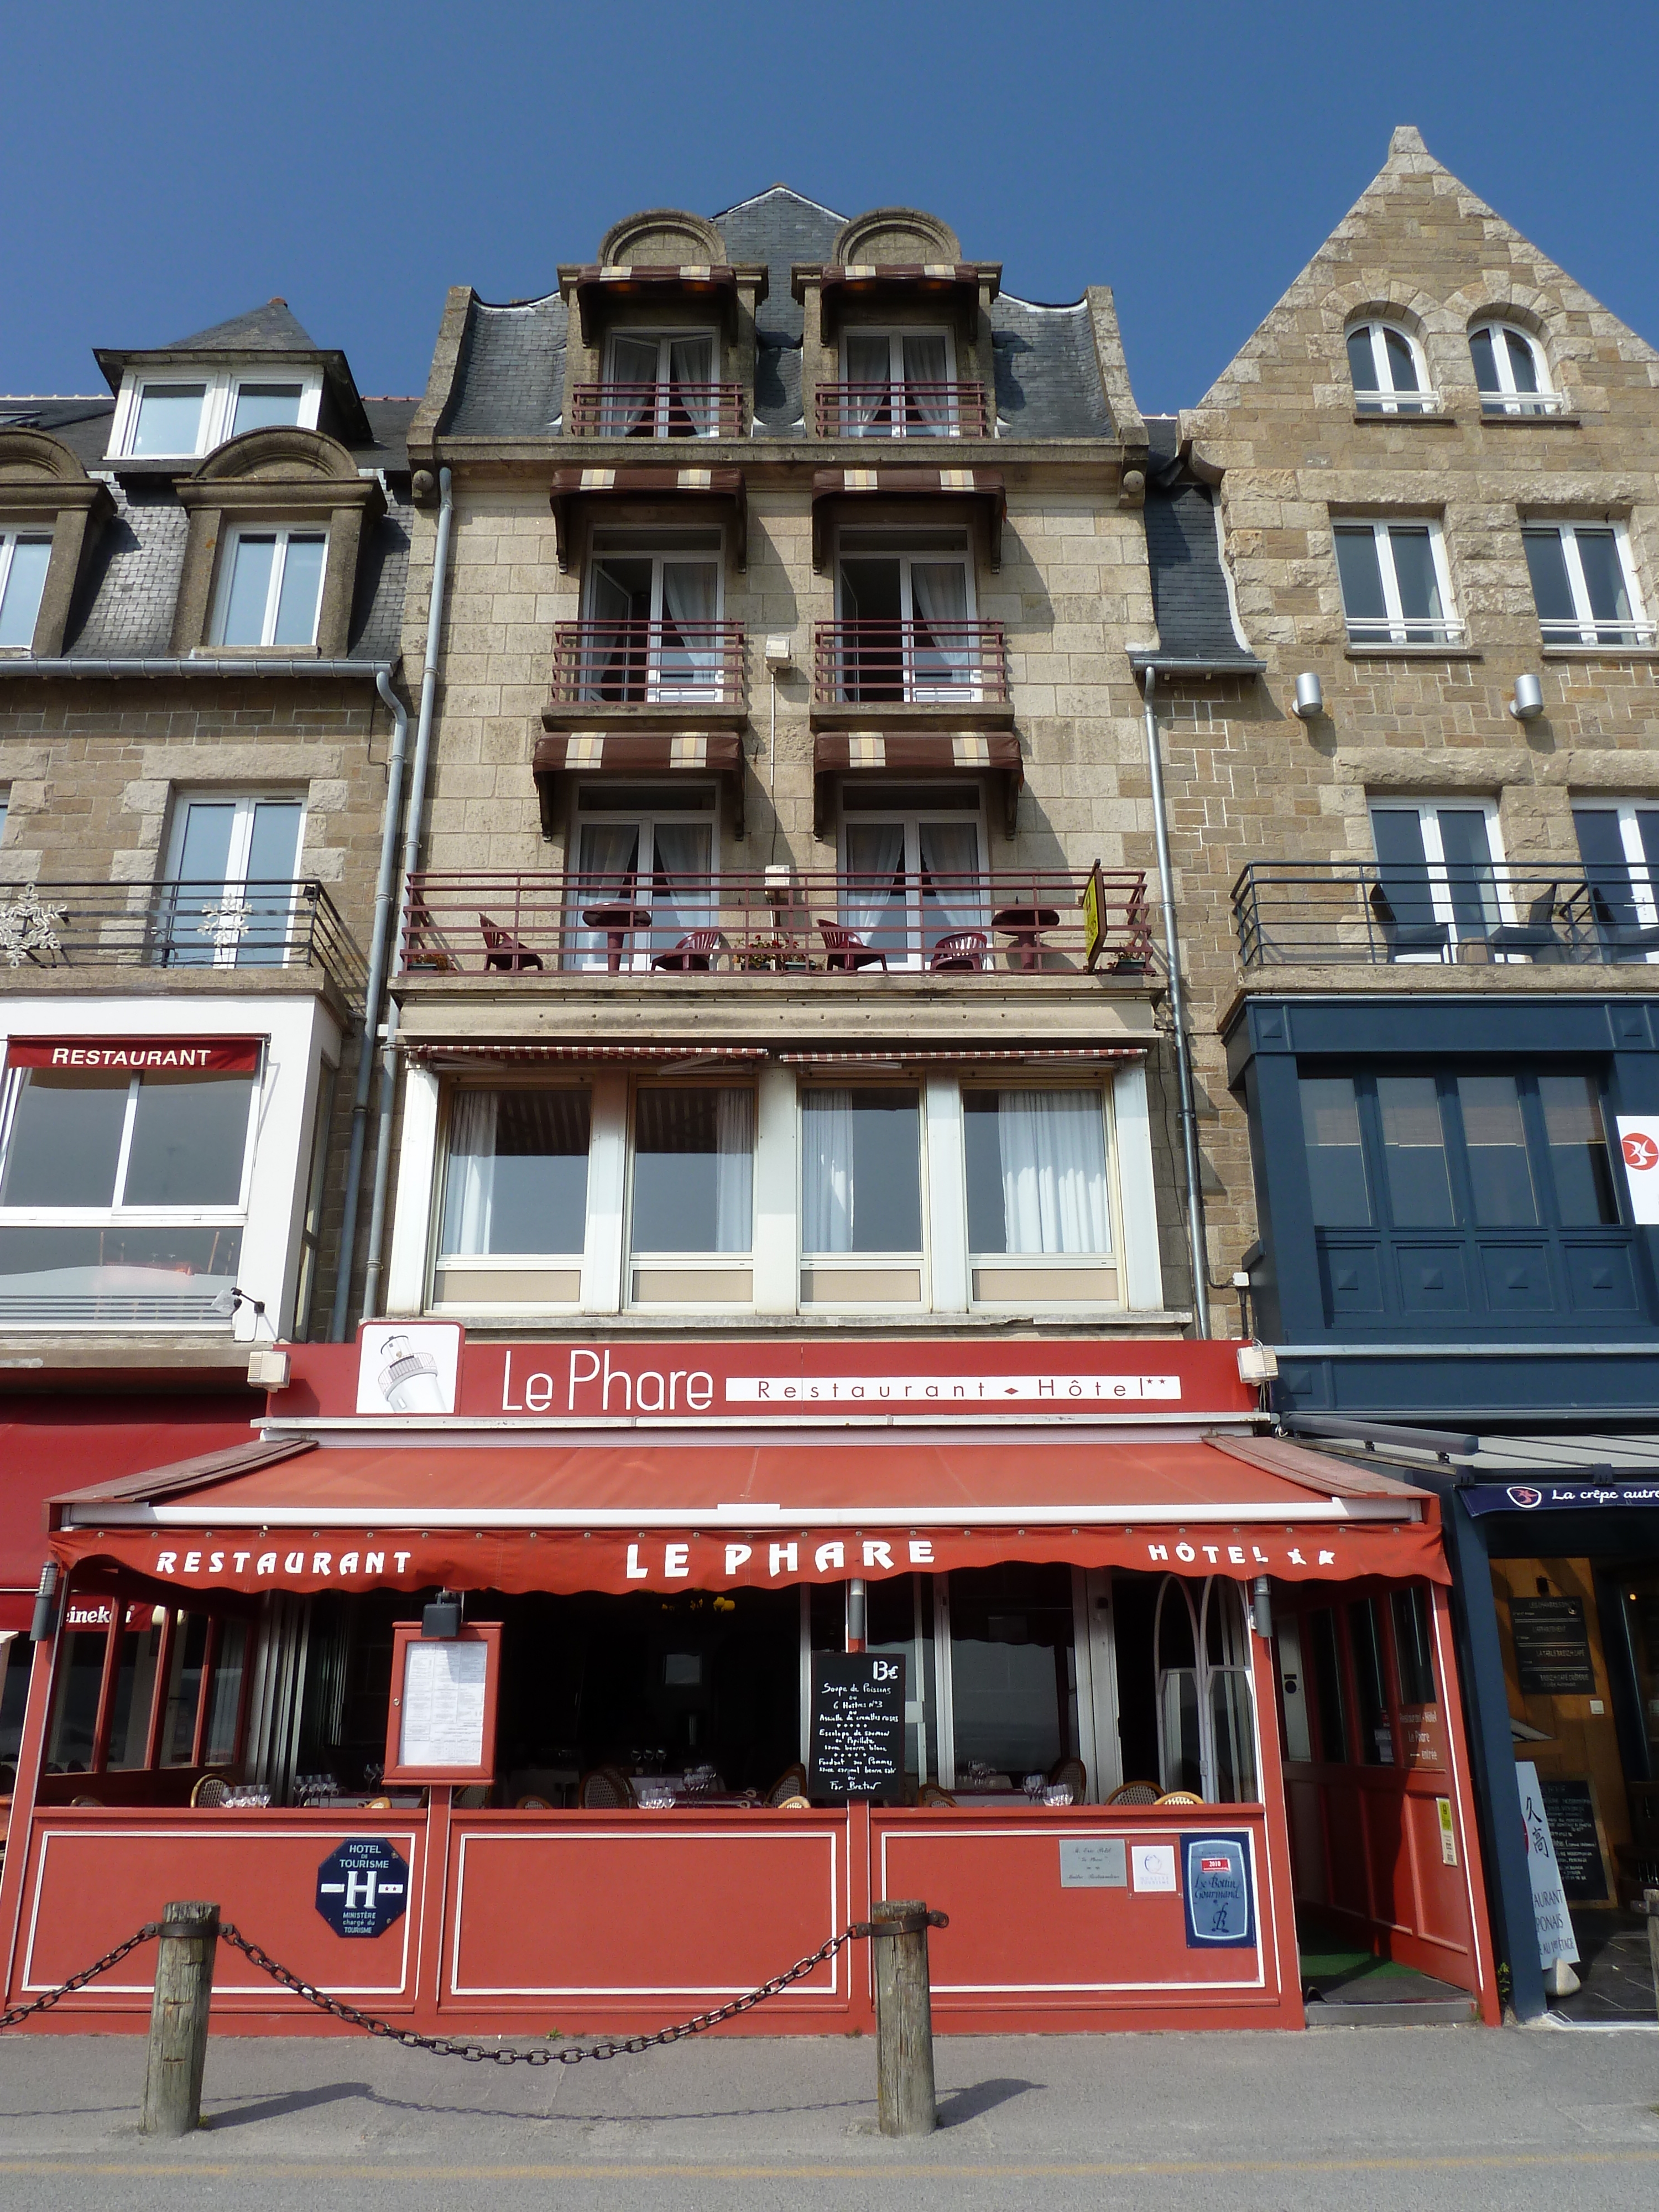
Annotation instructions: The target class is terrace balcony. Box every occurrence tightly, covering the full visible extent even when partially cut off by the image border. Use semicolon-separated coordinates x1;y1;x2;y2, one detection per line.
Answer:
546;619;748;713
567;382;748;440
811;619;1008;708
1233;861;1659;971
813;381;990;440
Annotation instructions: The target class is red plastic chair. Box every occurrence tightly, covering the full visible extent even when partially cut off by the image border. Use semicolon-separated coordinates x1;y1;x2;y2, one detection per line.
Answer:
929;928;988;973
479;914;544;972
651;928;723;973
816;920;889;973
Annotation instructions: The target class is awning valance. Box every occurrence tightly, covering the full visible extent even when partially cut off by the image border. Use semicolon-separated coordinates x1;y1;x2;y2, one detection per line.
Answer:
549;466;747;571
564;264;749;346
811;467;1004;571
812;728;1022;836
798;263;1000;343
533;729;746;837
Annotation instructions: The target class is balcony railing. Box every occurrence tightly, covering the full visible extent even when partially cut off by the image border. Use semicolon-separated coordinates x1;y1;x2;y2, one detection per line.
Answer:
1354;389;1442;415
549;619;747;708
1539;615;1658;649
1480;390;1571;418
814;382;990;439
403;868;1152;978
1344;615;1468;649
0;879;366;1000
568;382;748;439
1233;860;1659;968
812;619;1008;705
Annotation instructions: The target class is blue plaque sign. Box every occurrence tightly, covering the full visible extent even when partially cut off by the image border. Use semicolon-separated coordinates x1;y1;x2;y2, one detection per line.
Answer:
315;1837;409;1939
1181;1833;1255;1949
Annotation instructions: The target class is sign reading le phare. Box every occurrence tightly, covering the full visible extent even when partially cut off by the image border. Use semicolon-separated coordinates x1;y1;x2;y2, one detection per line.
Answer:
336;1326;1253;1426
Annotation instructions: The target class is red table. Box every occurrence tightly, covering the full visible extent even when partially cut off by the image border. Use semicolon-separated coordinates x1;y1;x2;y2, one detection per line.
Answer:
582;903;654;973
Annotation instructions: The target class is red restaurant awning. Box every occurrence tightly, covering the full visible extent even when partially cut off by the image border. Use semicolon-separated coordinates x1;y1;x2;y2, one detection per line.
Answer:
49;1433;1448;1600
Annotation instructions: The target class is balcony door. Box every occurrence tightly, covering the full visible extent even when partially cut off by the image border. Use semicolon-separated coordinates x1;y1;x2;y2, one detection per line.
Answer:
841;329;957;437
1370;801;1501;956
161;794;304;967
604;331;718;438
585;529;723;701
570;782;716;969
839;785;987;967
1574;805;1659;962
836;529;976;702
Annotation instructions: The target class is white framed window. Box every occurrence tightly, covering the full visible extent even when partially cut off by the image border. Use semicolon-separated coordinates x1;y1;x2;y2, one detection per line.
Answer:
800;1084;925;1305
628;1083;755;1306
835;526;980;701
583;528;725;700
1469;322;1562;416
211;526;327;648
837;782;987;968
568;780;717;969
161;792;305;968
602;331;721;437
1369;799;1504;957
430;1084;590;1313
963;1085;1119;1307
1523;521;1653;648
113;368;320;459
1333;519;1463;646
839;327;960;436
1345;321;1436;414
0;1057;259;1324
0;531;52;651
1573;803;1659;961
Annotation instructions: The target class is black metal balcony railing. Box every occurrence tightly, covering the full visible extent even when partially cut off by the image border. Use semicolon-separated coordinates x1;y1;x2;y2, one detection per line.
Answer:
1233;860;1659;969
568;382;748;439
0;879;366;1000
814;381;990;439
549;619;747;708
812;619;1008;705
403;868;1153;978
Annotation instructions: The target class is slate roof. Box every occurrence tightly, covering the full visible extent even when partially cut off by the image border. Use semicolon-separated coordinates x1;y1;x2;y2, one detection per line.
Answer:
165;299;321;353
1138;415;1259;670
442;186;1115;441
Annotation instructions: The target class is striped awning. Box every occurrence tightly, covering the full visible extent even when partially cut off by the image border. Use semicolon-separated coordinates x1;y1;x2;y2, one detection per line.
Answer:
565;263;749;344
549;466;747;571
404;1044;770;1067
812;728;1022;837
804;261;1000;340
776;1048;1145;1067
811;467;1004;571
532;730;746;839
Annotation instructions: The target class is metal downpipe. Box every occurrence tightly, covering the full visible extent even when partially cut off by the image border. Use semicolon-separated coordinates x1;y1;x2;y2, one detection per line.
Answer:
328;670;410;1339
362;466;454;1323
1142;669;1210;1337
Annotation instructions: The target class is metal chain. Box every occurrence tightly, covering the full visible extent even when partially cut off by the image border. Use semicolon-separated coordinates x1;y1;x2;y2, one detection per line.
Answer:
0;1922;165;2031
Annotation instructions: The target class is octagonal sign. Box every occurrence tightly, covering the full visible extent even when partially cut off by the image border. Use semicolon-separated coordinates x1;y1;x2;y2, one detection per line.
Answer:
315;1837;410;1939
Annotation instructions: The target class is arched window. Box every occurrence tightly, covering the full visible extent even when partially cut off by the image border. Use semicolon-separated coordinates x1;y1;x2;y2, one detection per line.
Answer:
1468;321;1562;416
1345;321;1435;415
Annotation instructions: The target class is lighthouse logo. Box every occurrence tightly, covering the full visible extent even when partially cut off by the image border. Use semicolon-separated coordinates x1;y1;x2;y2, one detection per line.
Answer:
1616;1118;1659;1224
356;1321;461;1413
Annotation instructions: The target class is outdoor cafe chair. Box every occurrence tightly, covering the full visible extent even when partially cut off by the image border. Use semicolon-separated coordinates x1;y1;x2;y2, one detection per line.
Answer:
651;928;724;973
578;1766;638;1809
1105;1780;1160;1805
816;919;889;972
1368;881;1451;962
479;915;544;972
928;928;989;973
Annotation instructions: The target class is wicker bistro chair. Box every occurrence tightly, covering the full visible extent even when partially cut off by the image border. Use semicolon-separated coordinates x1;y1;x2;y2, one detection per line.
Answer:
190;1775;230;1807
578;1767;638;1809
816;919;889;973
1154;1789;1204;1807
916;1782;958;1808
928;928;989;973
1105;1780;1160;1806
514;1794;554;1810
651;928;724;973
1047;1756;1087;1804
766;1762;808;1807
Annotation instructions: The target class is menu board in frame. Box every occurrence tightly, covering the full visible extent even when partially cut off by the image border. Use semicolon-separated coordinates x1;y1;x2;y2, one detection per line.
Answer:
383;1621;502;1786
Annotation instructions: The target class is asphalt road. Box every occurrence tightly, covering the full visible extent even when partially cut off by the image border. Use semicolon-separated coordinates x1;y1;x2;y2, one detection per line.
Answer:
0;2022;1655;2210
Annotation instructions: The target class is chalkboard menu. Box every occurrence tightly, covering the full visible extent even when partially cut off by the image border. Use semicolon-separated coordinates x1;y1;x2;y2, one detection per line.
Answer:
809;1652;907;1803
1509;1595;1596;1695
1538;1776;1609;1903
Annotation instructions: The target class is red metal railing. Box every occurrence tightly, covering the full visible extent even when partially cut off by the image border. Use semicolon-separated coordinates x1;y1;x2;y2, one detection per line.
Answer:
812;619;1008;705
401;868;1152;978
548;619;747;707
567;382;748;439
814;382;990;439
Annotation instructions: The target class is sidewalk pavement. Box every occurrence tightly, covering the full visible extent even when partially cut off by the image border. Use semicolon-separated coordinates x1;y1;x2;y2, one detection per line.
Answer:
0;2023;1656;2210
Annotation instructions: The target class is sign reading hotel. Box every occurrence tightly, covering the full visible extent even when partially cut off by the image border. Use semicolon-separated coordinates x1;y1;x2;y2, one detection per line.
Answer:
343;1327;1254;1426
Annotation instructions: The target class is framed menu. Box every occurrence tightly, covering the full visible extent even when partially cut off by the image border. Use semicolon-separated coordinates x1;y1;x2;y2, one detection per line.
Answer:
808;1652;906;1803
383;1622;501;1785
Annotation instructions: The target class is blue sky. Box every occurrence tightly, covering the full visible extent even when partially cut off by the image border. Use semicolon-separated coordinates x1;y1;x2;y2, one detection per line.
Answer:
6;0;1656;413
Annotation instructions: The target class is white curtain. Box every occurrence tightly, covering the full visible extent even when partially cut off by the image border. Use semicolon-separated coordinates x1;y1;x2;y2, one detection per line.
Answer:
919;819;986;946
841;822;905;950
668;336;716;435
608;335;659;436
587;563;638;699
442;1090;499;1254
571;823;640;966
997;1091;1109;1254
843;334;891;435
659;560;719;695
714;1087;754;1252
804;1089;854;1252
902;335;951;434
908;562;970;694
650;820;714;948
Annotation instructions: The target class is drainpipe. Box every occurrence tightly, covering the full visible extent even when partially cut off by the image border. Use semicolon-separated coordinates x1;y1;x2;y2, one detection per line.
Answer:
361;466;454;1322
328;670;410;1339
1142;668;1210;1337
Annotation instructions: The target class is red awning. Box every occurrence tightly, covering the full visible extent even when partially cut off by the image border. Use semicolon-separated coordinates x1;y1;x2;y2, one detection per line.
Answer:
50;1433;1448;1599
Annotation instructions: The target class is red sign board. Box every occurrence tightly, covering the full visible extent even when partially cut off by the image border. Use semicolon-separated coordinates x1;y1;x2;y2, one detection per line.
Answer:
6;1037;263;1073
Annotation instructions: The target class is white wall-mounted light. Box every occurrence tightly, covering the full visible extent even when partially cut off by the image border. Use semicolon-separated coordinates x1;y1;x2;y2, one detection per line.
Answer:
1509;672;1545;721
763;634;794;672
1292;672;1323;720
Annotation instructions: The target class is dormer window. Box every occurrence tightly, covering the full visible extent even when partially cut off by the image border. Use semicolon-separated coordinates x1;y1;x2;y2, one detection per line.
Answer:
1345;321;1436;414
0;532;52;650
229;382;306;436
131;382;209;457
841;330;956;437
599;332;722;437
1469;322;1561;416
114;368;321;460
212;526;327;648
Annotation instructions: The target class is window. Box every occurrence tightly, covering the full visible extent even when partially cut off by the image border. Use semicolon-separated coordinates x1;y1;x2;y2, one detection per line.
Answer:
228;382;305;437
0;1060;257;1322
629;1087;754;1300
840;328;959;436
118;370;318;458
802;1087;922;1253
47;1604;247;1776
839;784;985;965
1348;1600;1395;1765
162;793;305;967
835;528;979;701
1345;321;1434;414
947;1563;1076;1780
1574;804;1659;961
1524;522;1652;648
603;331;720;437
1370;800;1499;952
583;528;724;700
211;526;326;648
569;782;716;968
1300;1077;1371;1227
440;1089;591;1257
1469;321;1560;416
1154;1577;1258;1802
0;530;51;650
964;1090;1112;1255
129;380;209;456
1391;1587;1437;1708
1334;520;1461;646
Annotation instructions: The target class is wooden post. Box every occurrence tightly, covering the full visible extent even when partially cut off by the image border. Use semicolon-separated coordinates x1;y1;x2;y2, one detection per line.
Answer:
140;1901;219;2137
1646;1890;1659;2020
871;1898;937;2138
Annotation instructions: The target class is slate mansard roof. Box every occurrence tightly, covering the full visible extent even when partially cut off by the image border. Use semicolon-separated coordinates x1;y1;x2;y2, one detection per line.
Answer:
1135;415;1260;674
438;186;1115;441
